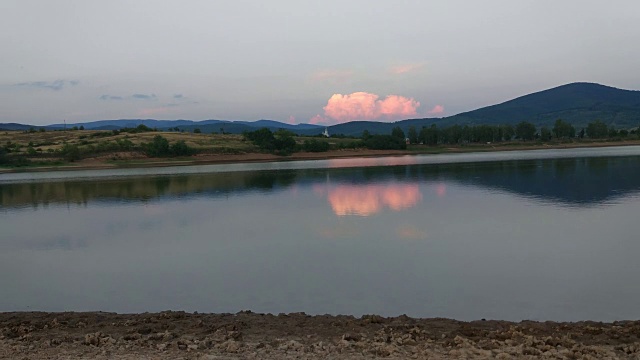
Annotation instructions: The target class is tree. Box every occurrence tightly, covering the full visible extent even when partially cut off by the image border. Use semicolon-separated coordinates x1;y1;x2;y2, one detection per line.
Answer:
419;125;439;145
243;128;297;155
193;128;201;134
391;126;405;139
407;126;418;144
361;130;371;140
302;139;330;152
79;125;85;130
540;127;552;141
552;119;575;139
501;125;515;141
586;120;608;139
515;121;536;140
273;129;297;155
363;135;406;150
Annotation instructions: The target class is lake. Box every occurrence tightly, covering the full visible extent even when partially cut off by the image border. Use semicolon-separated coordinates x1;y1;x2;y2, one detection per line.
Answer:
2;146;640;322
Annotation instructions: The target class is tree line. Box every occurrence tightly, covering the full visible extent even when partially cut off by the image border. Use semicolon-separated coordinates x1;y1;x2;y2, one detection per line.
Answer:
400;119;637;145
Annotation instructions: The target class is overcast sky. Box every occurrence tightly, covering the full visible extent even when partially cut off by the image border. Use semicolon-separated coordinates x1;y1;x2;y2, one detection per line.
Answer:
2;0;640;125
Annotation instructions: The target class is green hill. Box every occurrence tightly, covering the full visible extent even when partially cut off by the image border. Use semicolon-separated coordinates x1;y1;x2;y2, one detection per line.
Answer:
436;82;640;129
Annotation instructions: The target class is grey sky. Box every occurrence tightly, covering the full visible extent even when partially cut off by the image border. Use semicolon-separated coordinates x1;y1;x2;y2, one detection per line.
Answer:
1;0;640;125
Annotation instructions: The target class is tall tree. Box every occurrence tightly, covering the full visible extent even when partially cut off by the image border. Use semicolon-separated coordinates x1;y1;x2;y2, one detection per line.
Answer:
515;121;536;140
540;127;552;141
407;126;418;144
391;126;405;139
552;119;575;138
586;120;608;138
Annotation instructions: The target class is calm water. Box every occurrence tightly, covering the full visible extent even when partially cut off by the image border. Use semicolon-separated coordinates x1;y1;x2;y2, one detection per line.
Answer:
2;147;640;322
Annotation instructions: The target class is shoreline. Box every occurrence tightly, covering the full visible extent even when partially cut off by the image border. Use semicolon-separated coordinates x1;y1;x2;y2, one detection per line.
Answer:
2;139;640;175
1;311;638;359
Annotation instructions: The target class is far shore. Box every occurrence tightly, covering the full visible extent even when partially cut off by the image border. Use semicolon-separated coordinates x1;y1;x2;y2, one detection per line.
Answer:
2;139;640;175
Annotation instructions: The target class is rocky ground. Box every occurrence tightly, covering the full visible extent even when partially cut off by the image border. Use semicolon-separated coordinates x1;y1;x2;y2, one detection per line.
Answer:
1;311;640;359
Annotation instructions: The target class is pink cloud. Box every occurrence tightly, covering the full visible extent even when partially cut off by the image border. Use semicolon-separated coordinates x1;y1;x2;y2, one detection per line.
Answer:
321;92;420;123
287;115;296;124
309;114;330;125
390;63;425;75
427;105;445;116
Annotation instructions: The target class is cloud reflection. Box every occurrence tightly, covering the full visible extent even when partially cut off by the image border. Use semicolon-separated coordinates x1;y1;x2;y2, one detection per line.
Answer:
325;184;422;216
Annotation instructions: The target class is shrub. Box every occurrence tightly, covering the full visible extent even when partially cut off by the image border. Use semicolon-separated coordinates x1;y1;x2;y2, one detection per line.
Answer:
60;143;81;162
143;135;171;157
363;135;407;150
302;139;330;152
243;128;298;155
170;140;197;156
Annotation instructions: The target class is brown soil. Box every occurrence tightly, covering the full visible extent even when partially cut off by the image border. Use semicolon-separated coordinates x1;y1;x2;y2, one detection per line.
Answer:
2;311;639;359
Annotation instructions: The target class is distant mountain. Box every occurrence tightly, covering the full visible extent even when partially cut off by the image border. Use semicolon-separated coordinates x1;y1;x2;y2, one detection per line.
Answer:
0;123;48;131
3;82;639;135
38;119;323;133
438;82;640;129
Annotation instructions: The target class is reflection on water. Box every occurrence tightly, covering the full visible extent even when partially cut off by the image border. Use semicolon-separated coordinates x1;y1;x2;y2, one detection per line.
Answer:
321;184;422;216
2;155;640;209
2;151;640;321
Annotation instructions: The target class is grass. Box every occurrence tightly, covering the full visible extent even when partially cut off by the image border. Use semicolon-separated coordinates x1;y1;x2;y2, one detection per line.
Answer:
2;129;640;171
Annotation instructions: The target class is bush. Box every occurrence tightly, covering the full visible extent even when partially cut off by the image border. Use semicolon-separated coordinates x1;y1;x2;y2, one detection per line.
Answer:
243;128;299;155
363;135;407;150
0;150;30;167
142;136;197;157
60;143;81;162
143;135;171;157
302;139;330;152
116;139;134;150
170;140;197;156
90;131;113;138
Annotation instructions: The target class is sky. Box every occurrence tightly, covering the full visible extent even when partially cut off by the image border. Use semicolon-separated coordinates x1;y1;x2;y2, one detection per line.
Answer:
2;0;640;126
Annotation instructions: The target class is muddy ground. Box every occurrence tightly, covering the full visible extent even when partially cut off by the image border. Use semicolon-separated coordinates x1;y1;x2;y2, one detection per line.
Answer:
2;312;640;359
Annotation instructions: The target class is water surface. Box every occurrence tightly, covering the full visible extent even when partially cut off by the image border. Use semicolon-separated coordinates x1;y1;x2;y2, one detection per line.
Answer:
2;147;640;321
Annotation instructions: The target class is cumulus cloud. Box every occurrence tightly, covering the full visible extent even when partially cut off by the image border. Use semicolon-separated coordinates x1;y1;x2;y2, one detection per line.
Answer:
390;63;425;75
319;92;420;123
427;104;445;116
309;114;330;125
13;79;79;91
287;115;296;124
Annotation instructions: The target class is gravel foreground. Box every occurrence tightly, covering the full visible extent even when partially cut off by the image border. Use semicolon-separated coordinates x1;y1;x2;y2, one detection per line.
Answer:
1;312;640;359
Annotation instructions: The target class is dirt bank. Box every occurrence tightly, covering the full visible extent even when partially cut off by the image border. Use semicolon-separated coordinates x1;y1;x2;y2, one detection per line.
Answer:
2;311;639;359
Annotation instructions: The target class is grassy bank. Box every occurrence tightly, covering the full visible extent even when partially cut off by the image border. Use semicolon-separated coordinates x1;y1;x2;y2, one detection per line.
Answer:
1;129;640;173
